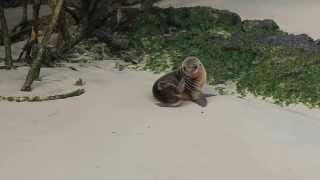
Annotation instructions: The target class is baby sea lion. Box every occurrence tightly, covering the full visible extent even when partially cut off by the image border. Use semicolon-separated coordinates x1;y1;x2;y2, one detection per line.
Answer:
152;56;215;107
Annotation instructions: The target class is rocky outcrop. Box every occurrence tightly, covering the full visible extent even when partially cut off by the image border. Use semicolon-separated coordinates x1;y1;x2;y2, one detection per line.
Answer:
262;33;320;53
236;19;320;52
242;19;279;32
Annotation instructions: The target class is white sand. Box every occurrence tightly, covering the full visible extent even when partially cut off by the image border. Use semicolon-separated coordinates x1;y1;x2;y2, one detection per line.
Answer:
0;61;320;180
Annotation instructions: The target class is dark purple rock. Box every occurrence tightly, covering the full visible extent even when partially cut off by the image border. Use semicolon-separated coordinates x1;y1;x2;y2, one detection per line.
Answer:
262;34;320;52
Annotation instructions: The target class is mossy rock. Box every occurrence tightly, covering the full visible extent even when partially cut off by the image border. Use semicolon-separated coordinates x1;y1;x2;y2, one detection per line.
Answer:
117;6;320;107
242;19;279;32
164;6;242;32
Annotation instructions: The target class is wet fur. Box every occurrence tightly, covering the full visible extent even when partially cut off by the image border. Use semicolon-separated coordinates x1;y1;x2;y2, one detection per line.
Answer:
152;71;189;107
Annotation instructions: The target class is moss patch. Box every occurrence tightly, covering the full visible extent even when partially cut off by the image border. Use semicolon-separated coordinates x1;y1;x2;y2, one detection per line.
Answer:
121;6;320;107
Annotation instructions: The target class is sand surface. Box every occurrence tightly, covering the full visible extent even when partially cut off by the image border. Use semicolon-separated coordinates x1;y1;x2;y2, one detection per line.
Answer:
0;61;320;180
1;2;320;180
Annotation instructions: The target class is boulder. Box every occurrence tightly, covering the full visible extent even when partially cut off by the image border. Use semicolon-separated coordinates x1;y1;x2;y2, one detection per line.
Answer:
263;34;320;52
242;19;279;32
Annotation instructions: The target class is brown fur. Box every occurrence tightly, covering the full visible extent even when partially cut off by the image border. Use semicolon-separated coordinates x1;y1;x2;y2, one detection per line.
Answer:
152;56;213;107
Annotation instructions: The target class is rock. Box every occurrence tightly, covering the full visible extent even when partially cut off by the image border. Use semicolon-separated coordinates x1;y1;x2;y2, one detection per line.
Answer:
64;38;112;62
74;78;86;86
92;29;129;50
242;19;279;32
263;34;320;53
114;61;129;71
120;50;144;64
165;6;242;30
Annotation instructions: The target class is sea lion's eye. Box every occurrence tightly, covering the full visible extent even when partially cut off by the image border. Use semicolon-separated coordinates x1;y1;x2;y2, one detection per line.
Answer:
193;65;198;70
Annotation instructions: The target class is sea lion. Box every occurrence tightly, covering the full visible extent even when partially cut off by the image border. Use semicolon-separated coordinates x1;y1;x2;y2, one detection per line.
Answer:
152;56;215;107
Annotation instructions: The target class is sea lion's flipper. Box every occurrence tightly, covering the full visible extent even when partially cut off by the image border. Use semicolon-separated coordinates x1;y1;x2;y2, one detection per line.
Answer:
191;90;216;98
176;77;185;93
190;90;202;100
192;95;208;107
155;101;183;108
203;93;217;97
157;81;176;90
190;91;208;107
157;81;168;90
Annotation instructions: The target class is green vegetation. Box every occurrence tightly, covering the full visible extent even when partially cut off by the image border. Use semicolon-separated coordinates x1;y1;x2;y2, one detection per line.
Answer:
124;6;320;107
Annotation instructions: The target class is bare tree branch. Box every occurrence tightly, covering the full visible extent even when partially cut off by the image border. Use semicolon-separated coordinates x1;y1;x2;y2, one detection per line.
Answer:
21;0;64;91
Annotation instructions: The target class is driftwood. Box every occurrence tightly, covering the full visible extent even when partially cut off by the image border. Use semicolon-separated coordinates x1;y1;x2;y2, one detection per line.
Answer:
0;88;85;102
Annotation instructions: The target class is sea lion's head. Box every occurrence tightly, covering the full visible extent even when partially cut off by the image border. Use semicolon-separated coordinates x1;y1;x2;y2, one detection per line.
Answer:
180;56;203;78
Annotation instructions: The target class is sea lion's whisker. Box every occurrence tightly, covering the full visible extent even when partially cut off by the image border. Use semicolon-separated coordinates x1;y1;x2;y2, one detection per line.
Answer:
185;81;200;91
186;79;199;88
184;82;194;90
185;78;198;86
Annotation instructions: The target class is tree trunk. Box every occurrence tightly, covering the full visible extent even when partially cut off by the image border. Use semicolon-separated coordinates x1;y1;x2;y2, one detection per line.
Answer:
21;0;64;91
31;0;41;43
141;0;154;11
78;0;91;38
22;0;28;22
0;2;13;69
79;0;111;38
55;1;71;48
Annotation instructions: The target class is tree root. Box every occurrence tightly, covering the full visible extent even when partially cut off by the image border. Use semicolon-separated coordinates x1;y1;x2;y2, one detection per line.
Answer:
0;88;85;102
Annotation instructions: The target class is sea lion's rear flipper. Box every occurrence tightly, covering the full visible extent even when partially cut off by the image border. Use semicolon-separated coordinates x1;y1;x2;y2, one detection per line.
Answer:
203;93;217;97
155;101;183;108
157;81;171;90
192;95;208;107
190;91;208;107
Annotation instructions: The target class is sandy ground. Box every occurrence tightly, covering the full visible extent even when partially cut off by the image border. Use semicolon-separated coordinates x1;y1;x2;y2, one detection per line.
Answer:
0;61;320;180
1;2;320;180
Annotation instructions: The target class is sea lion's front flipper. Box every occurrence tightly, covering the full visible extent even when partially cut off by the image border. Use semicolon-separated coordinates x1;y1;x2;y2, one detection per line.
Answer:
177;77;185;93
192;95;208;107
